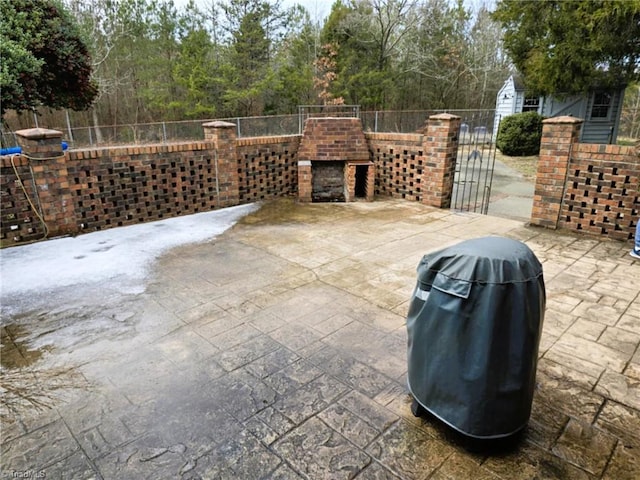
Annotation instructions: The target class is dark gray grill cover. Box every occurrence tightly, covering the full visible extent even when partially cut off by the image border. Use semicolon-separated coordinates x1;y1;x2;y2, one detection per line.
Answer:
407;236;545;439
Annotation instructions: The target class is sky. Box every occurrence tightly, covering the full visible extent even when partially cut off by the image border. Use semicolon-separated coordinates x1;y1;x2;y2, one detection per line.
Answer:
172;0;331;21
0;203;258;304
174;0;492;25
286;0;331;21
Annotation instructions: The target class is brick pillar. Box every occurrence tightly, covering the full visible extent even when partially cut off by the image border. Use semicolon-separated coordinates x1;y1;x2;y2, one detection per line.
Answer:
344;163;356;202
344;162;375;202
530;116;583;229
15;128;78;237
365;163;375;201
298;161;312;202
203;121;239;207
421;113;461;208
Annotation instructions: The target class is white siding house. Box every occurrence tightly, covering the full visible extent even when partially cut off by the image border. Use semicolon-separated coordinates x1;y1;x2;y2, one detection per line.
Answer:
494;75;626;144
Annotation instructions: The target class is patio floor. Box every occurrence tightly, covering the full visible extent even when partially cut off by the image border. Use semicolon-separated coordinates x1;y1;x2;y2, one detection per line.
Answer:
1;198;639;479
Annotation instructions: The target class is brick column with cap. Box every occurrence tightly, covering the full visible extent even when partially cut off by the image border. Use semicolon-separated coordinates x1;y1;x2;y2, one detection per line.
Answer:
297;161;312;202
15;128;78;237
421;113;461;208
203;121;239;207
530;116;583;229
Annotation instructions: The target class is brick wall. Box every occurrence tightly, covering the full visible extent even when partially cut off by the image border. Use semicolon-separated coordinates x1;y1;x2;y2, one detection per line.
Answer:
560;143;639;240
237;135;299;202
298;117;369;161
66;143;222;233
366;113;460;209
367;133;424;202
1;124;304;247
531;117;639;241
0;155;45;244
4;115;635;249
422;114;461;208
297;117;373;202
1;114;460;247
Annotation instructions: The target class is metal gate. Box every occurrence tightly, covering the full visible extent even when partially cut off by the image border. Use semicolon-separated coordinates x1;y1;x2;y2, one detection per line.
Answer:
451;114;499;214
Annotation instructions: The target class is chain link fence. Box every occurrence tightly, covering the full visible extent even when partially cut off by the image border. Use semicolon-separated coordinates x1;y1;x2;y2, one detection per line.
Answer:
3;107;638;150
0;130;18;150
2;109;497;149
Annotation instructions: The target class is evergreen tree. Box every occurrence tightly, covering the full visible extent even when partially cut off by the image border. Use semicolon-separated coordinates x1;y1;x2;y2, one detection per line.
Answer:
172;29;218;118
270;6;318;112
493;0;640;95
321;1;387;109
0;0;97;114
139;0;182;119
218;0;289;116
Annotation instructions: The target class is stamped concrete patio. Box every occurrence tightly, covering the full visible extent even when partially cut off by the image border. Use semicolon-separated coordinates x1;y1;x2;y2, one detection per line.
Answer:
1;198;639;479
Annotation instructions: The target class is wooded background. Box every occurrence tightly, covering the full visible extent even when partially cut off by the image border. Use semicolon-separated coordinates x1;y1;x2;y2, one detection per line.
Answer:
3;0;639;140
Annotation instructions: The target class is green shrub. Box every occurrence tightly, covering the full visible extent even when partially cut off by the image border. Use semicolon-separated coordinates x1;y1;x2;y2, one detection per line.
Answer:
496;111;544;156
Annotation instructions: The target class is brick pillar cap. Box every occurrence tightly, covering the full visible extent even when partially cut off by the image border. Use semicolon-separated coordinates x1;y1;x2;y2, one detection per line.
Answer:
202;121;236;128
429;113;461;121
305;117;359;121
15;127;63;139
542;116;584;124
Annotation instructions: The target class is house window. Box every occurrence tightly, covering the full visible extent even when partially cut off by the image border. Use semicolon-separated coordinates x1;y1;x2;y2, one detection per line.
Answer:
591;91;611;119
522;96;540;112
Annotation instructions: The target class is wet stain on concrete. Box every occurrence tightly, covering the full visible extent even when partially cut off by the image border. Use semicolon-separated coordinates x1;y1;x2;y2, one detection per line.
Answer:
238;198;325;225
1;324;47;369
1;324;90;422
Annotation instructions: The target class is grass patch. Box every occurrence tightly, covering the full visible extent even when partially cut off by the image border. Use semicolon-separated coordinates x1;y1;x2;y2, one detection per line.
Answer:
617;137;638;146
495;151;539;180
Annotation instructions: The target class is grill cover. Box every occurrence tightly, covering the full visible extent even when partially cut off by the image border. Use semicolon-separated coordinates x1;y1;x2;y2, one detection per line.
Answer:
407;236;545;439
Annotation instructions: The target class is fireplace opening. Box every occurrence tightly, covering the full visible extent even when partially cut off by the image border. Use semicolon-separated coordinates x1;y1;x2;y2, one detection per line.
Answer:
312;161;345;202
355;164;368;198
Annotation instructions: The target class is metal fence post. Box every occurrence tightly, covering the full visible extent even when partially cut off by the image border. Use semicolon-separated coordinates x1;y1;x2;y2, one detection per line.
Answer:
65;110;74;144
298;107;303;135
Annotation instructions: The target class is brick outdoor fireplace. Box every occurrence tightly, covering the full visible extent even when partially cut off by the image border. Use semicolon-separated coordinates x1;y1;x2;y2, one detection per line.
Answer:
297;117;375;202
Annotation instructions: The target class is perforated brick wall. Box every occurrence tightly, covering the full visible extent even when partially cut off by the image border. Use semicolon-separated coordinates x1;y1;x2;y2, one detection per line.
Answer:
366;113;460;209
0;155;46;245
2;127;302;246
560;144;639;241
66;144;221;232
367;133;424;202
5;116;636;250
532;116;639;241
237;136;299;202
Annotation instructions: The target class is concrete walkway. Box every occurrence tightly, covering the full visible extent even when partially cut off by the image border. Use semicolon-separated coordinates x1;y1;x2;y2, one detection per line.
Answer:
2;199;639;479
486;158;535;222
